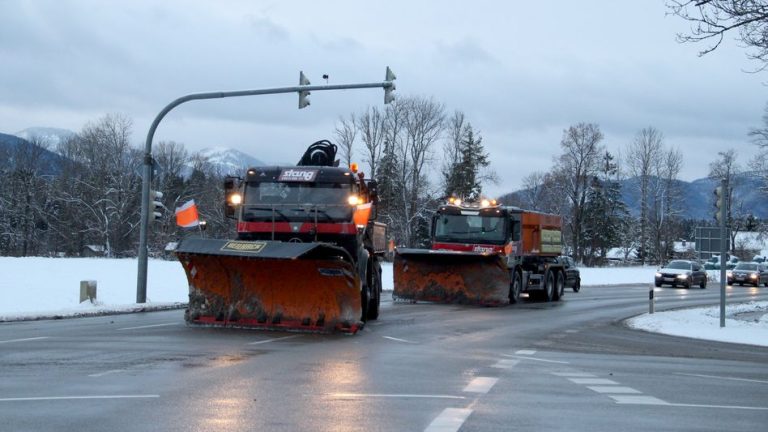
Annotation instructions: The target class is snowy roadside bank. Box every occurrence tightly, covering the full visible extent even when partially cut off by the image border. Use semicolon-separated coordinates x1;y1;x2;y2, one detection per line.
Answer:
1;257;766;348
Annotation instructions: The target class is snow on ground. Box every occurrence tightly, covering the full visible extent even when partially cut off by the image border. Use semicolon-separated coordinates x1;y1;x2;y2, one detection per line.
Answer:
1;257;766;347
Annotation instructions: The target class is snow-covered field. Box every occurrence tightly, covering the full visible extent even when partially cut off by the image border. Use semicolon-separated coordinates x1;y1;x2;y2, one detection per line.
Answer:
1;257;765;347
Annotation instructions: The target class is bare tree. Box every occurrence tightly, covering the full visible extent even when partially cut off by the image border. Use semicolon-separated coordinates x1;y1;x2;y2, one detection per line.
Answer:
56;114;141;257
667;0;768;70
626;127;664;264
356;106;386;179
520;171;547;211
334;114;356;167
556;122;605;261
651;147;684;264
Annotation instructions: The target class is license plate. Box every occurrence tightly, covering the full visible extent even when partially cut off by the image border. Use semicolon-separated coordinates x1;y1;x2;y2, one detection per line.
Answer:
663;277;674;282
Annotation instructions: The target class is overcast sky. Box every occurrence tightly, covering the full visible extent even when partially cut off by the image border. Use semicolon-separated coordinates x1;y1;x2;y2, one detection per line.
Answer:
1;1;765;197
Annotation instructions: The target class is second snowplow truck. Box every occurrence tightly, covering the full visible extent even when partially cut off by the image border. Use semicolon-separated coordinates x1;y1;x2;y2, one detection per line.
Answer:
175;140;386;334
393;198;565;305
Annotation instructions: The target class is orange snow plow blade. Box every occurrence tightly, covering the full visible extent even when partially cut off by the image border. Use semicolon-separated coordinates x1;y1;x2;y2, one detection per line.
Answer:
175;238;362;333
393;248;510;305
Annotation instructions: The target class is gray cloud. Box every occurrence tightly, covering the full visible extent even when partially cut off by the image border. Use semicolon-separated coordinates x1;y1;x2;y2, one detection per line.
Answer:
0;0;765;198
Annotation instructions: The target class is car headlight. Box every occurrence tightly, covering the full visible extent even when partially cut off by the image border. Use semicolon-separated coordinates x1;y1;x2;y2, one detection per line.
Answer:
655;272;662;278
676;273;690;279
750;273;759;279
726;271;733;278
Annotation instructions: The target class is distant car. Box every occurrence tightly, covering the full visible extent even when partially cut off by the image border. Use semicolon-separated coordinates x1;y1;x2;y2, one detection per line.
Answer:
726;262;768;287
655;260;707;289
558;256;581;292
726;256;740;270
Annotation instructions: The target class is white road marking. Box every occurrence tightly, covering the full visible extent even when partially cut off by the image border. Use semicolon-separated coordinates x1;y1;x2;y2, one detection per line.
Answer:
326;393;465;400
587;386;642;394
552;372;596;377
515;349;537;355
565;329;579;333
492;359;520;369
667;402;768;411
247;335;301;345
0;395;160;402
502;354;569;364
610;395;669;405
116;323;178;331
0;337;49;344
424;408;473;432
88;369;126;378
676;372;768;385
568;378;618;385
463;377;499;394
382;336;416;344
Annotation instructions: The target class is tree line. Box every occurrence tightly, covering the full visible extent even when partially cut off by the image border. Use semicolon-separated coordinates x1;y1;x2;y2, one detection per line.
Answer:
2;97;768;265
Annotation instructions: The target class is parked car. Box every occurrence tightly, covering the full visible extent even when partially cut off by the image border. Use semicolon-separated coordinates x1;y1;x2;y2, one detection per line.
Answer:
558;256;581;292
726;262;768;287
654;260;707;289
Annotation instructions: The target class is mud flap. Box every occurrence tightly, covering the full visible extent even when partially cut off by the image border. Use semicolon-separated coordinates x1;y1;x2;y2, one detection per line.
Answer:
175;238;362;333
393;248;510;305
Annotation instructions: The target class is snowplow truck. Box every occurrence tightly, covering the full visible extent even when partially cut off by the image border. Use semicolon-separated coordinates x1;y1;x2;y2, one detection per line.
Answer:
175;140;386;333
393;198;565;305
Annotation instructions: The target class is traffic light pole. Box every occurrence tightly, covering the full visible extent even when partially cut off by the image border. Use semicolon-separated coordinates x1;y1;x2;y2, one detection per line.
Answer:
718;178;727;328
136;70;396;303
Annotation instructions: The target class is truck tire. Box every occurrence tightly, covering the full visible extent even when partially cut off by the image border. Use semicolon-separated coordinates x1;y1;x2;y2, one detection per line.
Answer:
553;270;564;301
367;266;381;320
509;270;522;304
542;270;554;302
360;281;370;322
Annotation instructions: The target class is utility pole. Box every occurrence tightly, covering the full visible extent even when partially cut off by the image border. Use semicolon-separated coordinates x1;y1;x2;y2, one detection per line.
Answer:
714;179;728;327
136;68;397;303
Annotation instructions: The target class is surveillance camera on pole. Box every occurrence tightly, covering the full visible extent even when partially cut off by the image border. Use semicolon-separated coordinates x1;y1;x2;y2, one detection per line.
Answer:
298;71;310;109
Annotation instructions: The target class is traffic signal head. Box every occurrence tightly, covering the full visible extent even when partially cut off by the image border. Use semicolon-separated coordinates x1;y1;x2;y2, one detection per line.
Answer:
151;190;164;222
714;185;725;223
384;66;396;104
299;71;310;109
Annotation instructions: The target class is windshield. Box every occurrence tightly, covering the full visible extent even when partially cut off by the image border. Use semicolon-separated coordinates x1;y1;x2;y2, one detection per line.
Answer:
433;214;507;244
735;263;758;271
666;261;692;270
242;181;354;222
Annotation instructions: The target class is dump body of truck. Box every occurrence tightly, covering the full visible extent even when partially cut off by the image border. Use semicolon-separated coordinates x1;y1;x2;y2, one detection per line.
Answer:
175;141;385;333
393;200;566;305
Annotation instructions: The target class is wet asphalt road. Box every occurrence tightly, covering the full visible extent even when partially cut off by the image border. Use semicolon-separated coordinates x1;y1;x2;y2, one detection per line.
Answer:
1;284;767;432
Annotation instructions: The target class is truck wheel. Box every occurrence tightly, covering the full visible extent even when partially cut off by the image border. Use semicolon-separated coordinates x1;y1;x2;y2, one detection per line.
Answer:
509;271;522;304
367;267;381;320
553;271;564;301
360;281;370;322
542;270;554;302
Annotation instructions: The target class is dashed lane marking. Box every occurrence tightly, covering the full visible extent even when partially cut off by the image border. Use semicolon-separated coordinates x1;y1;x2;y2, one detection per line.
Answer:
0;337;49;344
515;349;536;355
424;408;473;432
568;378;618;385
382;336;417;344
247;335;301;345
0;395;160;402
610;395;669;405
326;393;465;400
676;372;768;385
502;354;569;364
116;323;178;331
552;372;595;377
587;386;642;394
463;377;499;394
492;359;520;369
88;369;126;378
